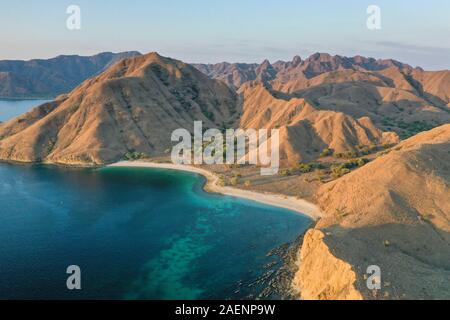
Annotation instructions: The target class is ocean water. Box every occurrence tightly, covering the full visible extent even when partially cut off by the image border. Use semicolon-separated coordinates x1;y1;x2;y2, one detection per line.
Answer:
0;163;312;300
0;99;50;122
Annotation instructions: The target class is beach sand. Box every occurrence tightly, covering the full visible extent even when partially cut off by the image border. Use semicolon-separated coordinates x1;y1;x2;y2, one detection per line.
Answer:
108;161;322;220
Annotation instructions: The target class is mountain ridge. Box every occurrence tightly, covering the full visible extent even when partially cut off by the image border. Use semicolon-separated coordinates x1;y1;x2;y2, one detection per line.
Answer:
197;53;450;140
0;51;141;99
0;52;237;165
294;124;450;299
0;51;449;300
193;52;429;88
0;53;405;166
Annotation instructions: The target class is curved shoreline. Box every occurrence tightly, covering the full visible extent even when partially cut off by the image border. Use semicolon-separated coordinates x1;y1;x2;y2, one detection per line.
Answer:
108;161;322;220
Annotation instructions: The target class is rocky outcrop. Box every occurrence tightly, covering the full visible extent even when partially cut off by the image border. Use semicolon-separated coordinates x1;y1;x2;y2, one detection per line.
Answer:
293;229;362;300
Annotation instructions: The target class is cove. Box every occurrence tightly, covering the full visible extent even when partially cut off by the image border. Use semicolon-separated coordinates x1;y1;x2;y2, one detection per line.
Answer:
0;163;312;299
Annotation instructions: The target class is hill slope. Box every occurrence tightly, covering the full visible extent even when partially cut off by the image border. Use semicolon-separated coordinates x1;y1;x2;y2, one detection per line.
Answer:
238;81;399;165
0;51;141;98
293;124;450;299
0;53;237;165
197;53;450;139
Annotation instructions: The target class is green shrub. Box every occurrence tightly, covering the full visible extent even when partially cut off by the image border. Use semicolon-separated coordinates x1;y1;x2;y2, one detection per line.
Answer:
339;158;369;170
295;163;313;174
124;151;147;160
330;164;351;179
314;162;327;170
217;175;226;187
358;146;371;155
229;176;239;186
356;158;369;167
335;152;358;159
320;148;333;157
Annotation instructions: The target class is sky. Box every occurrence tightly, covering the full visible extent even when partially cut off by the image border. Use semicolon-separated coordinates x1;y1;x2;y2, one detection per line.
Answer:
0;0;449;70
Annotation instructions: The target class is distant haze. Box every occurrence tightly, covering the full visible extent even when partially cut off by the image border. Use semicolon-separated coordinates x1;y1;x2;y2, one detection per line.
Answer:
0;0;449;70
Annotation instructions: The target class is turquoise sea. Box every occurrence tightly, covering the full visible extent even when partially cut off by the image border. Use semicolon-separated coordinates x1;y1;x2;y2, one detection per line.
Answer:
0;163;312;299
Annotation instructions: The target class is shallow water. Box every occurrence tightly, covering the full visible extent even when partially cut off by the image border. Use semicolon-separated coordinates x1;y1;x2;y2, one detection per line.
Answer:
0;163;311;299
0;99;49;122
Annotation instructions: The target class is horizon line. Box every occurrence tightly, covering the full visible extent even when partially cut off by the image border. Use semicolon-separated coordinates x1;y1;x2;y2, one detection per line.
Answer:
1;50;448;72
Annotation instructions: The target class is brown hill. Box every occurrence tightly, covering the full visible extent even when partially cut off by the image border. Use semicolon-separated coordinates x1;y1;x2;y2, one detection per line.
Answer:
294;124;450;299
193;62;271;89
271;57;450;139
0;53;237;165
411;69;450;105
196;53;450;139
238;81;399;165
0;51;141;98
194;53;416;90
0;51;449;301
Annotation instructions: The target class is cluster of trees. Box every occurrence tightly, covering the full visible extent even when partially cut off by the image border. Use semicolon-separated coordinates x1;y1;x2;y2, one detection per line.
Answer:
229;173;241;186
319;148;333;157
279;157;370;180
398;120;436;138
124;151;148;160
320;144;380;159
321;144;394;160
382;117;438;138
330;158;368;178
279;162;316;177
334;145;381;159
217;173;251;188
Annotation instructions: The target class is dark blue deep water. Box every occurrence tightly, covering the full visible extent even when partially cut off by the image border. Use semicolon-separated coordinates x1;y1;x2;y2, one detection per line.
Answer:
0;163;311;299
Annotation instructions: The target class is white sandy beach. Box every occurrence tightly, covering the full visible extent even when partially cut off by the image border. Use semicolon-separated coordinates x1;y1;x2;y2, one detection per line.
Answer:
108;161;322;220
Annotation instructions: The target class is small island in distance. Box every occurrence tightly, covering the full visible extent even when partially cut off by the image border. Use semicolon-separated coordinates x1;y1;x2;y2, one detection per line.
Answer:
0;50;449;300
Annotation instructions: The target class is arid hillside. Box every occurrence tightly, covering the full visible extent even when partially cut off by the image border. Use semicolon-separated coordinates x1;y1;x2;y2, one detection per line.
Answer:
197;53;450;139
294;124;450;299
0;51;449;300
238;81;399;165
0;52;409;167
0;51;141;98
0;53;237;165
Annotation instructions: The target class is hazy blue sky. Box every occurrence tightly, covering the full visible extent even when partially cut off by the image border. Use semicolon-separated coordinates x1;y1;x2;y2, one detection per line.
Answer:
1;0;449;69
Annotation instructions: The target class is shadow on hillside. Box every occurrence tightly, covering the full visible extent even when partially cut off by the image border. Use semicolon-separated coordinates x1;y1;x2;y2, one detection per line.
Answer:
319;223;450;299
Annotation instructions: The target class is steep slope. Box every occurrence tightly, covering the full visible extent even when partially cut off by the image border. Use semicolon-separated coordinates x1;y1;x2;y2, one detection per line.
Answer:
195;53;416;90
193;62;273;89
294;124;450;299
274;53;415;81
238;81;399;165
0;53;237;165
270;55;450;138
275;75;449;137
411;69;450;105
196;53;450;139
0;51;141;98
